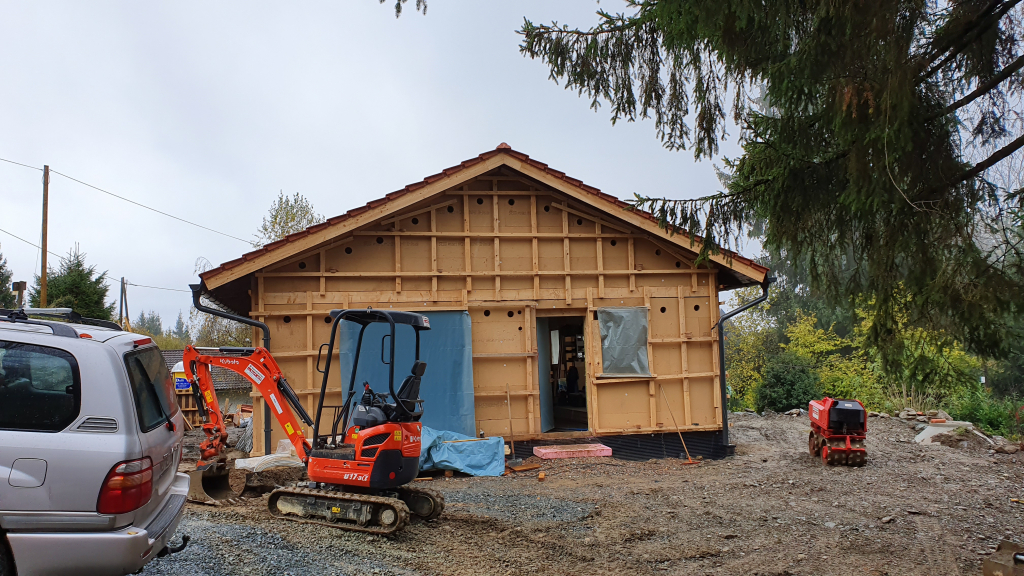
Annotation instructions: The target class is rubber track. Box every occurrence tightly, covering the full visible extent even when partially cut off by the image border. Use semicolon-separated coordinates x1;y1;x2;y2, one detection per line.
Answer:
397;486;445;521
267;487;410;535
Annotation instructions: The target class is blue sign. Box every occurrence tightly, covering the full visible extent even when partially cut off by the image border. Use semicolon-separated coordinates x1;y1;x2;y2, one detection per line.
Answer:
174;377;191;391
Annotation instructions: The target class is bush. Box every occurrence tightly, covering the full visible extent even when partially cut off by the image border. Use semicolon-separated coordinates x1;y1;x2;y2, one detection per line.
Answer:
949;385;1024;439
755;353;821;413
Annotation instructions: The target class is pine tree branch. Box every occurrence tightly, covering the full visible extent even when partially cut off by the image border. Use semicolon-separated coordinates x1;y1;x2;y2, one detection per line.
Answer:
956;132;1024;185
927;53;1024;120
918;0;1023;84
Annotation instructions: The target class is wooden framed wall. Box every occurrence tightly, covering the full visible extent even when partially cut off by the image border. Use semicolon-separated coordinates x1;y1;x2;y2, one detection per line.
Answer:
245;170;724;455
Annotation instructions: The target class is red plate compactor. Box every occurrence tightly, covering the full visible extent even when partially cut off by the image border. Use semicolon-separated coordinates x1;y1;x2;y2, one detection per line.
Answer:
807;397;867;466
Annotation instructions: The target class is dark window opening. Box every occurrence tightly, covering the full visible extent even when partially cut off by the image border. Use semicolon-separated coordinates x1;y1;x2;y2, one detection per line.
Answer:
0;341;81;432
124;348;178;433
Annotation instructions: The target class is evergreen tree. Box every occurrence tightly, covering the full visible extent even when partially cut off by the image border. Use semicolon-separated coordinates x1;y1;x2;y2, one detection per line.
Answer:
519;1;1024;360
171;311;190;342
134;310;163;336
0;246;14;309
28;246;115;320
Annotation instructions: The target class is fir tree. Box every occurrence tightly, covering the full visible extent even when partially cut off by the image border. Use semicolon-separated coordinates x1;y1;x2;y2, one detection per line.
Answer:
29;246;116;320
171;311;190;342
519;1;1024;360
134;310;163;336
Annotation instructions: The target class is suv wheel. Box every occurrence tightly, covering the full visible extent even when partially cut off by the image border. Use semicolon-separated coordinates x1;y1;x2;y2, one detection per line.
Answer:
0;534;14;576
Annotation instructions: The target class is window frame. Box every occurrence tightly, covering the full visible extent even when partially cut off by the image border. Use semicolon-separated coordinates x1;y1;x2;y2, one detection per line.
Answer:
0;340;82;433
595;307;651;378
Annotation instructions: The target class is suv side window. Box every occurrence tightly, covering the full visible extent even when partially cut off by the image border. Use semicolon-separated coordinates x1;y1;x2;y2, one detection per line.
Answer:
123;348;179;433
0;341;81;432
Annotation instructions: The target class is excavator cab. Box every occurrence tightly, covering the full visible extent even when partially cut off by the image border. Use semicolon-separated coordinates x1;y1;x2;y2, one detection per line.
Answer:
314;308;430;452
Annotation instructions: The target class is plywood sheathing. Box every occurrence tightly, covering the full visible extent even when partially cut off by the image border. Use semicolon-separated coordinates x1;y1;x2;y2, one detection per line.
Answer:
202;145;766;454
200;144;767;292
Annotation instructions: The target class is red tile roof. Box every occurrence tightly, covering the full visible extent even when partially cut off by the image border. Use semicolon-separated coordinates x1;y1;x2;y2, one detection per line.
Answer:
200;145;767;283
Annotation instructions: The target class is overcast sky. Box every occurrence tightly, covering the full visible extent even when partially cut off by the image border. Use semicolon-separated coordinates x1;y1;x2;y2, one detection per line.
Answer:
0;1;748;328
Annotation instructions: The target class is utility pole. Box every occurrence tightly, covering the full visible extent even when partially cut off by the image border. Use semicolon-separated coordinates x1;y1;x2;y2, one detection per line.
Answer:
118;277;125;325
40;165;49;308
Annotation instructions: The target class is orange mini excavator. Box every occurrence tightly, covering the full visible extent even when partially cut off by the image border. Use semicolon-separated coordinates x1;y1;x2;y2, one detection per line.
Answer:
182;285;443;534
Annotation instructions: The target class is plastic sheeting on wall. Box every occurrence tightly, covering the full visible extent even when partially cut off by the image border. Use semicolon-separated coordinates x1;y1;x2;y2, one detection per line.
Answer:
334;310;476;437
596;307;650;376
419;425;505;477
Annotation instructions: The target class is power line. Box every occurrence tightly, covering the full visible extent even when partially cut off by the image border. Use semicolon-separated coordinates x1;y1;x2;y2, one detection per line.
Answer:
0;226;63;259
49;169;251;244
125;282;190;293
0;157;43;172
0;156;251;244
0;226;189;294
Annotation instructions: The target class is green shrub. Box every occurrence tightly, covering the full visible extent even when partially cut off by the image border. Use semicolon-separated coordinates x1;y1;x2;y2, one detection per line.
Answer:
755;353;821;413
949;385;1023;439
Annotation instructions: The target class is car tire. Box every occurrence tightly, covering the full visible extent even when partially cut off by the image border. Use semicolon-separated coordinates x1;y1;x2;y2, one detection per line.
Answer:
0;534;15;576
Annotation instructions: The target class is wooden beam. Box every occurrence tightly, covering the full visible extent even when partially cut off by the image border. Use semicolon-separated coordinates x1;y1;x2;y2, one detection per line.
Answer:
549;201;630;234
463;192;472;292
203;153;509;289
379;198;459;226
500;156;767;283
562;209;571;305
628;237;636;292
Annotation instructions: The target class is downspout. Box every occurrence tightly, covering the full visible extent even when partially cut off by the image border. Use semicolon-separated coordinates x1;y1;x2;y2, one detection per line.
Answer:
716;276;775;451
190;283;274;454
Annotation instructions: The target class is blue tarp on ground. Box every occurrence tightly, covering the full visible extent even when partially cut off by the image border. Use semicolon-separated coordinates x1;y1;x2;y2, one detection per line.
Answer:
419;425;505;476
335;310;476;437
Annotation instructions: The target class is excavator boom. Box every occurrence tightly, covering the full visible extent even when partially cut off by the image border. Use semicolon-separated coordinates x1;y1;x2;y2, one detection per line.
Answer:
182;345;313;503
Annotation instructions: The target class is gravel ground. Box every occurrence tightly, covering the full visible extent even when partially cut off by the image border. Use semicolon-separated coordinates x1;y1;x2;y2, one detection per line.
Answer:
146;413;1024;576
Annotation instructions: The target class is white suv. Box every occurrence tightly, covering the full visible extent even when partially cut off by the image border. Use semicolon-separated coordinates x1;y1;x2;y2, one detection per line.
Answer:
0;309;189;576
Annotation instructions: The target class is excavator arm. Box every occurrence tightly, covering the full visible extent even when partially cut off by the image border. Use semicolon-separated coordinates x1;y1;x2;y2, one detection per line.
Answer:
183;345;314;464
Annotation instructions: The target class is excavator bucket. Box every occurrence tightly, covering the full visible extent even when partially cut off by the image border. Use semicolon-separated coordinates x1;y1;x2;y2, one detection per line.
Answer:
187;462;243;505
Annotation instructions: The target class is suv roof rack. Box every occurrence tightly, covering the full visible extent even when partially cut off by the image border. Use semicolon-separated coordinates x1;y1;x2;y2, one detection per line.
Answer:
0;308;122;332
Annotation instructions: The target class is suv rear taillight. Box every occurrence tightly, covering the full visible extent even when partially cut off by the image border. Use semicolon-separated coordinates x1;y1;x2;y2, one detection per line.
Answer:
97;457;153;514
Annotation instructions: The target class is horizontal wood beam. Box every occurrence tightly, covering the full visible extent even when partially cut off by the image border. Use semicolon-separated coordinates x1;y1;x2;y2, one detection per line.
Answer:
257;269;710;278
379;198;459;226
352;231;637;239
472;352;538;358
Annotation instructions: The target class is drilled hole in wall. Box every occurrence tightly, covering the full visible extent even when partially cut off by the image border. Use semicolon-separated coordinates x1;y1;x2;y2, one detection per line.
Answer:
447;205;454;213
324;317;332;324
518;326;522;331
660;307;667;313
376;237;384;244
484;310;491;317
507;311;514;318
477;198;484;205
298;261;306;269
694;304;700;312
655;249;662;256
576;218;583;226
345;247;353;254
508;198;515;206
543;205;550;212
411;218;419;225
675;261;681;268
283;316;292;324
517;310;522;314
610;239;617;246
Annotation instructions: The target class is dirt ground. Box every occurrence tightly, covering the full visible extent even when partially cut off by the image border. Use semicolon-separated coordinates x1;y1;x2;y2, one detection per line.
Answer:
148;413;1024;576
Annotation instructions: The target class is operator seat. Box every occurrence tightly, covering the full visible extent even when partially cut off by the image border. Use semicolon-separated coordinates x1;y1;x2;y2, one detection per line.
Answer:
394;361;426;422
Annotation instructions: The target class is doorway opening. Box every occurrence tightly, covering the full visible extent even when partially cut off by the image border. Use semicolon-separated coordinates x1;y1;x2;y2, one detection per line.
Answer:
538;315;587;432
